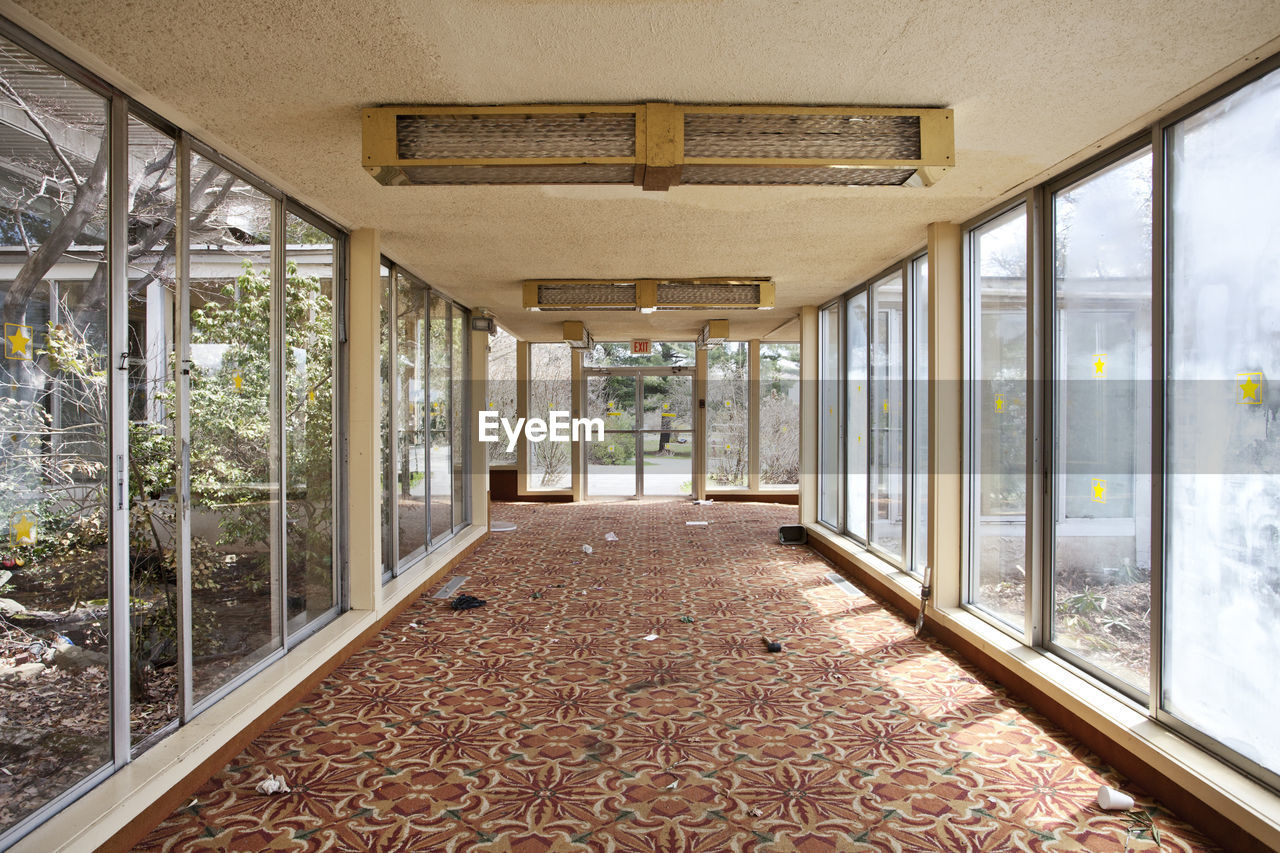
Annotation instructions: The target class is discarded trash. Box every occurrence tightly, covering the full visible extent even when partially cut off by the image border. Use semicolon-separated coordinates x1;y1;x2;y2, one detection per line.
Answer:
582;544;594;554
642;633;660;641
604;532;619;542
665;780;678;789
433;575;468;599
255;774;291;795
764;639;782;653
1097;785;1135;811
748;807;763;817
450;594;486;611
686;521;708;527
491;520;517;532
531;592;542;600
408;622;419;629
693;499;714;505
679;616;695;624
778;524;807;545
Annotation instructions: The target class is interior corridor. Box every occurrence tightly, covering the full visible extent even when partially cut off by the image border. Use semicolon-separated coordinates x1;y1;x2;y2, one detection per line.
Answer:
136;502;1213;852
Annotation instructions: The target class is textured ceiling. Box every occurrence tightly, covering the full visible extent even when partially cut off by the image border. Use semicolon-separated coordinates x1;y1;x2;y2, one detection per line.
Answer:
4;0;1279;340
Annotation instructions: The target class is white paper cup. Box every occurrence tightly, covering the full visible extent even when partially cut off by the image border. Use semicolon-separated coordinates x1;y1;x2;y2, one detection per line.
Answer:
1097;785;1135;811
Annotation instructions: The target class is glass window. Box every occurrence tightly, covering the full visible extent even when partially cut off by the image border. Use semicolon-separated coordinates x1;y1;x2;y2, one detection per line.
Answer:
818;305;841;526
529;343;571;490
846;292;869;540
394;271;428;564
379;262;393;579
284;214;339;632
485;327;517;466
1050;149;1153;690
910;255;930;576
0;37;112;830
871;272;905;557
451;304;467;533
759;343;800;488
969;206;1029;631
186;154;281;702
428;294;452;542
1165;67;1280;776
706;342;749;489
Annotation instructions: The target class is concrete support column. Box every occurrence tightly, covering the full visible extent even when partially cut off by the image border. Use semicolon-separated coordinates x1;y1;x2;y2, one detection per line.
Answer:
927;222;964;611
798;305;819;524
346;228;382;612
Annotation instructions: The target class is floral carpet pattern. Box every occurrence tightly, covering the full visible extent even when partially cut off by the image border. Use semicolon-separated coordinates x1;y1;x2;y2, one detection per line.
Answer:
136;501;1219;852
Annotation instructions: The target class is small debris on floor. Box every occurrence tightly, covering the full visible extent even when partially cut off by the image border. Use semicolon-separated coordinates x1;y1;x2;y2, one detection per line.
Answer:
665;780;679;789
530;592;542;600
605;532;619;541
1097;785;1135;811
642;633;659;641
764;639;782;653
748;807;763;817
693;499;714;505
680;616;695;624
686;521;708;527
255;774;290;795
582;544;594;554
450;594;486;611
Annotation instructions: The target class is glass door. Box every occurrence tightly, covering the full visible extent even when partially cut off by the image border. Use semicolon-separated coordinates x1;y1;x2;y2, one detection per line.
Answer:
586;372;638;496
640;372;693;496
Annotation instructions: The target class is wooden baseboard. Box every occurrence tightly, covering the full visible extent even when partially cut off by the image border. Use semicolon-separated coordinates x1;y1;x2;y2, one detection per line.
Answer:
807;536;1271;853
97;536;484;853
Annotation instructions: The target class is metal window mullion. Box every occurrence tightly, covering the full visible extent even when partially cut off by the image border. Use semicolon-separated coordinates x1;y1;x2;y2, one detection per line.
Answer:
271;198;286;648
1026;191;1045;648
387;266;400;578
333;234;347;608
1149;123;1168;718
903;264;916;575
445;301;454;532
107;94;131;767
176;132;194;724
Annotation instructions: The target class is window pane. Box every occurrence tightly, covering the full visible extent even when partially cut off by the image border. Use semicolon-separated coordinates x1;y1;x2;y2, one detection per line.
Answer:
0;39;111;830
871;273;905;558
970;207;1028;630
126;117;179;747
379;262;393;579
395;271;427;563
451;305;466;532
760;343;800;488
910;256;930;576
846;293;868;540
485;327;517;466
1166;67;1280;775
284;215;338;631
818;306;840;526
187;155;280;702
529;343;571;490
586;372;636;497
428;295;452;542
1051;149;1152;690
707;342;748;489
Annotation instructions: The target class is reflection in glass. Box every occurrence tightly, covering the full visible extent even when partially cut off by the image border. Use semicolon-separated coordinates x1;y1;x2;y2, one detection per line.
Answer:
760;343;800;488
707;342;749;489
1165;68;1280;775
971;208;1028;631
1051;149;1152;689
187;155;280;702
0;38;111;830
846;293;869;540
395;272;427;563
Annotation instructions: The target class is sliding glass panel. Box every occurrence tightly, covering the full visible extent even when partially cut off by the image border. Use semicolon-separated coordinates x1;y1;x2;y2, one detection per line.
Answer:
817;306;841;526
394;271;427;565
1051;149;1152;690
586;372;636;497
642;373;692;496
0;39;111;830
760;342;800;488
1166;67;1280;777
283;215;337;631
379;262;393;580
486;327;517;466
845;292;869;540
529;343;571;490
910;256;930;576
707;341;748;489
126;117;179;747
187;155;280;702
451;305;466;532
871;273;905;558
970;207;1028;631
428;295;451;542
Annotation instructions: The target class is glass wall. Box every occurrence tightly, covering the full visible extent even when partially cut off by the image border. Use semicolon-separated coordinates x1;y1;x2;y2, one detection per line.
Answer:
845;292;869;540
529;342;571;490
759;342;800;488
1165;67;1280;778
870;272;905;557
818;305;841;526
485;327;517;465
0;23;348;844
380;263;470;580
909;255;929;577
968;207;1029;631
706;341;749;489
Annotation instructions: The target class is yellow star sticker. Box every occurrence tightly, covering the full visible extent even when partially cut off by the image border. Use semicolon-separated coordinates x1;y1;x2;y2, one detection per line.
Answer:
883;400;889;413
995;394;1005;413
1239;374;1261;404
11;512;36;546
1092;478;1106;504
232;372;243;391
1093;354;1106;377
5;324;32;360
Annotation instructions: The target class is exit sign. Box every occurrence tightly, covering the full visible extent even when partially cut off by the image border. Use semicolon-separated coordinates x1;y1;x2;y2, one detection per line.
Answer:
631;340;651;355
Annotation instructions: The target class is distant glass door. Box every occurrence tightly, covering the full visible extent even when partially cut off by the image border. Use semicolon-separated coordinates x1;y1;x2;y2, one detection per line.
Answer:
585;367;692;497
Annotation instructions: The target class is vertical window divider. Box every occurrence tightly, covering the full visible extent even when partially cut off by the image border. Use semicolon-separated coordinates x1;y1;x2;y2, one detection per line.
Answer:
175;132;194;724
107;93;130;767
748;339;761;493
903;263;917;577
1027;186;1047;649
1149;122;1168;719
424;288;433;551
387;264;400;578
271;197;286;648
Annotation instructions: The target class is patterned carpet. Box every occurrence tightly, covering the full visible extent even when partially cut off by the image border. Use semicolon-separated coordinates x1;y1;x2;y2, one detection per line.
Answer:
136;501;1218;852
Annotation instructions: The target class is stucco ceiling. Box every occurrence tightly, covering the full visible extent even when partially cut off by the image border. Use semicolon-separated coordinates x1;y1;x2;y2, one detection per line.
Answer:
4;0;1279;341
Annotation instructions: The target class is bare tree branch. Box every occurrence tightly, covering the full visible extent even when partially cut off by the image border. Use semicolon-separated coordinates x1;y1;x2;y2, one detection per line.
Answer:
0;77;83;186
